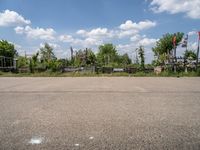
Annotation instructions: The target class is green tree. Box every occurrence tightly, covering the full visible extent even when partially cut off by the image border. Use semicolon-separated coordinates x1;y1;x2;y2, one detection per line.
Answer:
29;52;39;73
117;53;132;67
184;50;197;60
152;32;184;64
40;43;56;69
86;49;96;65
97;43;118;66
40;43;56;63
74;49;85;67
137;46;145;70
0;40;17;58
17;56;29;68
73;48;96;67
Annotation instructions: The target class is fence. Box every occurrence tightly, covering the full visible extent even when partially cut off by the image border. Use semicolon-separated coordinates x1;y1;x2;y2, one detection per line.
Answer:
0;56;16;71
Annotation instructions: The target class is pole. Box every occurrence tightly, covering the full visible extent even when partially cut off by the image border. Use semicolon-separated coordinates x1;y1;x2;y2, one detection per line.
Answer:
174;45;177;73
196;38;199;69
184;34;188;72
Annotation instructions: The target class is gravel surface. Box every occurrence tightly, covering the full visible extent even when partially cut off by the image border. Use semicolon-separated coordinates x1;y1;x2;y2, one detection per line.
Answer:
0;77;200;150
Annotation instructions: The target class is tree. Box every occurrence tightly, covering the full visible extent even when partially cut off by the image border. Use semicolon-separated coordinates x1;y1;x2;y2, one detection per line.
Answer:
73;48;96;67
40;43;56;69
86;49;96;65
152;32;184;64
97;43;118;66
117;53;132;67
40;43;56;63
137;46;145;70
17;56;29;68
184;50;197;60
74;49;85;67
0;40;17;58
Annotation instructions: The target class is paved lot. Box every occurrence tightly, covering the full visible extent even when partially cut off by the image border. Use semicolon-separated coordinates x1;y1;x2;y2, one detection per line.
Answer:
0;77;200;150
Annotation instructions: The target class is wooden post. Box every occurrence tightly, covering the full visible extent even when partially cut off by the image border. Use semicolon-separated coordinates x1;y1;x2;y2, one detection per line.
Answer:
196;38;199;69
174;46;177;73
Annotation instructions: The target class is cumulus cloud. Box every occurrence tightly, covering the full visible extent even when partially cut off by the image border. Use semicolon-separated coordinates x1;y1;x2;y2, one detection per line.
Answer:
59;35;74;43
14;26;56;40
59;34;102;47
149;0;200;19
0;9;31;27
118;20;156;38
119;20;157;31
40;43;60;49
77;28;113;39
138;38;158;46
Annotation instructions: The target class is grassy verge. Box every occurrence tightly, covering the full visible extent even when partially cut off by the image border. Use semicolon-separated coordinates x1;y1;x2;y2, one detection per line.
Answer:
0;71;200;77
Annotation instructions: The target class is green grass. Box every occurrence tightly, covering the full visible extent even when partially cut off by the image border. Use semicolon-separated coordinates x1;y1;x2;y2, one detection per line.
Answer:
0;71;200;77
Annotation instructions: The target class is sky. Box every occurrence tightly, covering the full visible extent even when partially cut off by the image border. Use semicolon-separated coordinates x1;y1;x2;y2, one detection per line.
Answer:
0;0;200;63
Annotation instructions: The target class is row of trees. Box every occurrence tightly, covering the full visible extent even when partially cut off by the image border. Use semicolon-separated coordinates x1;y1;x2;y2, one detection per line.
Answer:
0;40;139;72
0;31;198;73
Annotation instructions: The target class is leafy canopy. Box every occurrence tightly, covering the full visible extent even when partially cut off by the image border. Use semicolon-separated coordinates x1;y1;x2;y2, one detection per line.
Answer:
152;32;184;56
0;40;17;58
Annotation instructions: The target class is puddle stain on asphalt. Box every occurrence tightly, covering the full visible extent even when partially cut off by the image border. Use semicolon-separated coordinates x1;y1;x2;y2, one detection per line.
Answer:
29;137;43;145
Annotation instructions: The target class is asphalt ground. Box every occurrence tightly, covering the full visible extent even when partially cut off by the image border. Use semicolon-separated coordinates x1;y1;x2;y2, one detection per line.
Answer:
0;77;200;150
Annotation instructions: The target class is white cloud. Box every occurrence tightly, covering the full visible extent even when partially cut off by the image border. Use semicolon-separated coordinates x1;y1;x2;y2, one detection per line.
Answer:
118;20;156;38
119;20;157;31
59;35;74;43
130;34;142;42
188;31;198;36
40;43;60;49
14;26;56;40
149;0;200;19
75;20;157;41
59;34;102;47
138;38;158;46
0;9;31;27
77;28;113;39
14;26;24;34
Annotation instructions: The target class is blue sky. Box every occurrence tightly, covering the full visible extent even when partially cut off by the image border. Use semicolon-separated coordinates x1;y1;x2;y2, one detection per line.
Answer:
0;0;200;63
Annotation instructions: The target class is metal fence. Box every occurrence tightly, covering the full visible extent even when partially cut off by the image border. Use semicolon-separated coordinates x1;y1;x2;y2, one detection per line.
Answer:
0;56;16;70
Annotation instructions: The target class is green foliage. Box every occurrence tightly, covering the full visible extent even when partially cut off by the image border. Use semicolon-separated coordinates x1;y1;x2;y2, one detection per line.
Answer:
97;43;131;67
72;48;96;67
86;49;96;65
97;43;118;66
0;40;17;58
117;53;132;67
40;43;57;69
152;32;184;63
40;43;56;63
17;56;29;68
184;50;197;60
137;46;145;69
48;60;62;72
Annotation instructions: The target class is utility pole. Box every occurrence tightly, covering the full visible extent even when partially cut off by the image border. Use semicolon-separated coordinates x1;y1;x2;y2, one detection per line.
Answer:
196;34;200;69
173;34;177;73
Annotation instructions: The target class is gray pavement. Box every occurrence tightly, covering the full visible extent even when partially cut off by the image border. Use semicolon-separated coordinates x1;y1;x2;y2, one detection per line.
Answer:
0;77;200;149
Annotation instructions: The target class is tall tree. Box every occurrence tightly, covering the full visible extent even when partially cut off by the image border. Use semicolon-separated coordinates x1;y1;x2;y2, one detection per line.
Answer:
152;32;184;64
40;43;56;63
86;49;96;65
97;43;118;66
137;46;145;69
0;40;17;58
117;53;132;67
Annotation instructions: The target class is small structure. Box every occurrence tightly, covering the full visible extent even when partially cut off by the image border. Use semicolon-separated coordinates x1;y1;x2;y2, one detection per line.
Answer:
154;66;163;75
0;56;17;71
